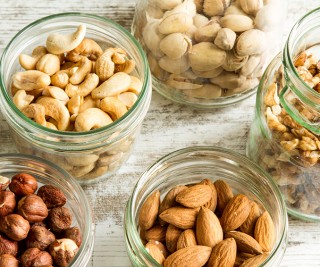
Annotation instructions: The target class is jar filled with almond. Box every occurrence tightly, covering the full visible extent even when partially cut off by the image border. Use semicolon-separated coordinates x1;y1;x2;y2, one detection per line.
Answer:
247;8;320;221
124;147;287;266
132;0;287;108
0;13;152;184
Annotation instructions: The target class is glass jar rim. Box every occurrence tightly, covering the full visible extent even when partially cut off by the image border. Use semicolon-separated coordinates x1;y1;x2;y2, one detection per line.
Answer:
0;12;150;138
126;146;288;266
0;153;94;265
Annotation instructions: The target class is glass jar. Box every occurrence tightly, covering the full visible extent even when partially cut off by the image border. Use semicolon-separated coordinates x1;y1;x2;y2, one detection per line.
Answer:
0;153;94;266
124;146;288;266
0;13;152;184
132;0;286;108
247;8;320;221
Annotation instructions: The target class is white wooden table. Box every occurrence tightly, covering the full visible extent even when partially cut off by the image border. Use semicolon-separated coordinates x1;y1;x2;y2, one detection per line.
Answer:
0;1;320;266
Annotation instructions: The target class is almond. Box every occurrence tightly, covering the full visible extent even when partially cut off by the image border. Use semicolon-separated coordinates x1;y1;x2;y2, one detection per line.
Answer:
139;190;160;230
239;253;269;267
225;231;262;254
148;240;169;258
175;184;212;208
143;224;167;242
159;206;199;229
164;246;212;267
254;211;275;252
145;241;166;265
239;201;260;236
199;179;217;212
214;179;234;213
207;238;237;267
176;229;197;250
196;207;223;247
235;253;255;267
166;224;182;253
220;194;250;232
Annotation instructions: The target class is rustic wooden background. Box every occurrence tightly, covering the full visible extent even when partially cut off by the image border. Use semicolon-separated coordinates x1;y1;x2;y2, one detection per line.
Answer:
0;0;320;266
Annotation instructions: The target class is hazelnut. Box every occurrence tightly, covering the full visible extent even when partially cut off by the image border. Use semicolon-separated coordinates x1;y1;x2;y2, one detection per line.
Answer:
26;226;55;251
47;207;72;233
37;185;66;209
63;227;82;247
17;195;48;223
0;176;10;191
0;234;18;256
21;248;53;267
9;173;38;198
0;191;16;217
0;254;19;267
49;239;78;267
0;214;30;241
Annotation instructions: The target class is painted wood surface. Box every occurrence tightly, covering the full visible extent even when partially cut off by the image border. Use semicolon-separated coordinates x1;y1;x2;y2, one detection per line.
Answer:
0;0;319;266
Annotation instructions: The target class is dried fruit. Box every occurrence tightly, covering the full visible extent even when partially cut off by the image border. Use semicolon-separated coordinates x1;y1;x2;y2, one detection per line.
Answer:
139;190;160;230
159;206;199;229
9;173;38;198
254;211;275;252
17;195;48;223
220;194;251;231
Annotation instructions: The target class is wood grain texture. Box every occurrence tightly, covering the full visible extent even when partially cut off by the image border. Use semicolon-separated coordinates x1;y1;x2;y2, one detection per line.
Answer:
0;0;319;266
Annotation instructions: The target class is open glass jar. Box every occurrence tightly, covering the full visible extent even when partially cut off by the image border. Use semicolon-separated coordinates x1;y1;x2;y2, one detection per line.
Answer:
247;8;320;221
132;0;286;108
0;13;152;184
124;147;288;266
0;153;94;266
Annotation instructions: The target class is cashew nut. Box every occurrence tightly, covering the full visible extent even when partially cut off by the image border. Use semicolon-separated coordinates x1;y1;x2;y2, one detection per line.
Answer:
67;95;83;114
13;90;34;110
78;95;100;113
36;97;70;131
75;108;113;132
46;86;70;105
19;46;47;70
12;70;51;91
66;154;99;167
27;89;44;98
91;72;131;99
69;56;92;85
118;92;138;108
68;162;96;178
46;24;86;54
95;47;127;81
184;84;222;99
66;38;103;62
36;54;60;75
22;103;46;125
112;52;126;64
51;72;69;89
65;73;99;97
115;60;136;74
100;97;128;120
127;76;143;95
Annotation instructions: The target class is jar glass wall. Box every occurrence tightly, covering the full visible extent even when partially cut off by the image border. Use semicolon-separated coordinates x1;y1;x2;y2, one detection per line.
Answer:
125;147;288;266
0;153;94;266
247;8;320;221
132;0;287;108
0;13;152;184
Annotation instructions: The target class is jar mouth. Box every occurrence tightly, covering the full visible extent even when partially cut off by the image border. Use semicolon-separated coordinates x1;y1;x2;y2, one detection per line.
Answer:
126;146;288;266
284;7;320;106
0;12;150;138
0;153;94;266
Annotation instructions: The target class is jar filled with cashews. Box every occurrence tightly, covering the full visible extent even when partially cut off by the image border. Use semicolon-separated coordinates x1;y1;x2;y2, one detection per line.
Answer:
0;13;152;184
132;0;286;108
247;8;320;221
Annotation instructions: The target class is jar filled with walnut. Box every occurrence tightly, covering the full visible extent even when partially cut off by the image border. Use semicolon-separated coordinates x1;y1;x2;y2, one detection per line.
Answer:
132;0;286;108
0;13;152;184
247;8;320;221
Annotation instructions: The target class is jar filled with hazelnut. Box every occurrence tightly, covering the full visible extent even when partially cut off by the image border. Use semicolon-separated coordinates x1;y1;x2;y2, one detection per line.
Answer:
247;7;320;221
132;0;287;108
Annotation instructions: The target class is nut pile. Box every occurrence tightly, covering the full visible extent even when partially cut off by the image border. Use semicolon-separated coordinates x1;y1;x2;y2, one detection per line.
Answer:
257;51;320;216
137;0;281;99
0;173;82;267
12;24;142;132
138;179;275;267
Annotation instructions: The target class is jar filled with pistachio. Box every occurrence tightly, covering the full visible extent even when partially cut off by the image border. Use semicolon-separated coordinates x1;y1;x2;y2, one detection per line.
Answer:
247;8;320;221
132;0;286;108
